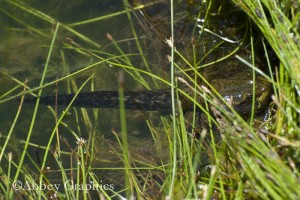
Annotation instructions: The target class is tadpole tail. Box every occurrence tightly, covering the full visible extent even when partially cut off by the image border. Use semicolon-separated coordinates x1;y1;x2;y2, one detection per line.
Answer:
23;91;173;112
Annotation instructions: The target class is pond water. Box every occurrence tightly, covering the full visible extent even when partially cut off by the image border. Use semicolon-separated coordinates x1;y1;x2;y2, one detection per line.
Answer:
0;0;272;198
0;0;190;198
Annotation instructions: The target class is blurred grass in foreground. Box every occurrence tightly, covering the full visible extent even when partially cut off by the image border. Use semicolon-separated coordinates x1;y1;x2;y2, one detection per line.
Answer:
0;0;299;199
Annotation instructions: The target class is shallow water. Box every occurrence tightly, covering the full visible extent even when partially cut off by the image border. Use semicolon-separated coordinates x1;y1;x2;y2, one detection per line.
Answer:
0;0;271;198
0;0;179;197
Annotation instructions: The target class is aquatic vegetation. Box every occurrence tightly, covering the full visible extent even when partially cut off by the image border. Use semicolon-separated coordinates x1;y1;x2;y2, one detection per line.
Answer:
0;0;299;199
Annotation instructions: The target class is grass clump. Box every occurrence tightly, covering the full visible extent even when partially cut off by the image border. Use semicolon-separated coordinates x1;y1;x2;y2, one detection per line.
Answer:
0;0;299;199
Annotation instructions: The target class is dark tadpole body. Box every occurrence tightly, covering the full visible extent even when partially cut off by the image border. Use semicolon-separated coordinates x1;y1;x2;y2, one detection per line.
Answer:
23;91;174;113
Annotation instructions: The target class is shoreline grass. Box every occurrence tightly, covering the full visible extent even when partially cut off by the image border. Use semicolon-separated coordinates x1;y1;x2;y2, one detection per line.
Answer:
0;0;299;199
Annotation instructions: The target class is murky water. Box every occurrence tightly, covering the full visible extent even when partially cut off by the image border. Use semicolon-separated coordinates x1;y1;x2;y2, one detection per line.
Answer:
0;0;273;198
0;0;180;197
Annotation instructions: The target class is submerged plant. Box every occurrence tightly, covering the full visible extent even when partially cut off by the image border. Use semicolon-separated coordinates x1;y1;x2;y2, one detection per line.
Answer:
0;0;299;199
